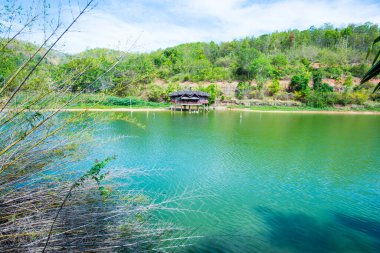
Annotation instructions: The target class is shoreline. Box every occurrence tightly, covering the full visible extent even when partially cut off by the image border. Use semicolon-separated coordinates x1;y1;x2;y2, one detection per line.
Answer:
227;108;380;115
57;108;168;112
38;107;380;115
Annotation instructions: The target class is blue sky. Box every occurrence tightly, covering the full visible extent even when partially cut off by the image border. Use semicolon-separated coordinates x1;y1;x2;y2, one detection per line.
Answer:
5;0;380;53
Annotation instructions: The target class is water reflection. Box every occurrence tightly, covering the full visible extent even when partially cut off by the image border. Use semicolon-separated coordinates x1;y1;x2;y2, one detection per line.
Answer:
334;212;380;241
255;207;379;253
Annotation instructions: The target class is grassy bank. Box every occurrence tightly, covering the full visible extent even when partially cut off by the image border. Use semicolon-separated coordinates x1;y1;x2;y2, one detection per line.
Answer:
8;92;170;109
6;92;380;113
227;104;380;112
68;94;169;108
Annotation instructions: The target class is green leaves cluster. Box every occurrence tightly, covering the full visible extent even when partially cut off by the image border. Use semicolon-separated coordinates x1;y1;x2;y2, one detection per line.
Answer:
362;36;380;92
290;74;310;92
200;83;222;104
75;156;116;200
268;79;280;95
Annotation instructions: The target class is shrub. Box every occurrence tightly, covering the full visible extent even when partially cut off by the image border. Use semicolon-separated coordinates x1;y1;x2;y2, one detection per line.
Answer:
349;63;370;77
300;58;311;68
322;67;343;79
338;93;352;106
343;74;354;87
317;83;334;92
236;81;252;99
268;79;281;96
164;82;180;101
271;54;288;68
304;91;339;108
289;74;310;92
355;82;376;92
364;101;380;109
312;70;323;90
294;91;304;102
349;91;369;105
250;90;265;99
274;91;294;101
147;84;165;102
103;96;162;107
201;83;222;104
370;92;380;101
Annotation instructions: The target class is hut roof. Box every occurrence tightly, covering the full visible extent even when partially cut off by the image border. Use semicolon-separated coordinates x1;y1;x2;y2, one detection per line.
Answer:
169;90;210;98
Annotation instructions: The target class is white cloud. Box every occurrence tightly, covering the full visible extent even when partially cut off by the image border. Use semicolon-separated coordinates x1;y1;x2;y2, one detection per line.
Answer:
28;0;380;53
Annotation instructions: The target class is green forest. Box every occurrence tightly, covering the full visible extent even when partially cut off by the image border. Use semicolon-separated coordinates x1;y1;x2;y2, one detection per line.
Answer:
1;22;380;109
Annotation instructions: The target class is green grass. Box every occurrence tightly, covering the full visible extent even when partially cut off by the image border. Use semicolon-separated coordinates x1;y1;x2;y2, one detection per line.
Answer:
66;104;169;109
8;92;380;112
9;92;170;109
227;105;380;112
68;94;169;108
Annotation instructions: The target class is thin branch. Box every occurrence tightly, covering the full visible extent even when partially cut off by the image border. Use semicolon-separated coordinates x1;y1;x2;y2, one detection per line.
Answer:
0;15;39;52
0;0;95;113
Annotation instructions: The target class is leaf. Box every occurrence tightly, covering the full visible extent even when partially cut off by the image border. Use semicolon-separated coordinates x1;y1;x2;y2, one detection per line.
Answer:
373;35;380;46
366;36;380;60
374;81;380;93
361;60;380;84
373;50;380;66
366;44;373;60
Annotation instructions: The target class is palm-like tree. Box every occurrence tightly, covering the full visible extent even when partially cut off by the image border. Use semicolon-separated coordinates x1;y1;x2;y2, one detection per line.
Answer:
362;36;380;92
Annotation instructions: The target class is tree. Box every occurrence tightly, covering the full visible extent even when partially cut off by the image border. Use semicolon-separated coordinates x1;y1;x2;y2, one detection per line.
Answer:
202;83;221;104
204;41;220;64
249;54;273;79
271;54;288;69
362;36;380;92
233;41;260;80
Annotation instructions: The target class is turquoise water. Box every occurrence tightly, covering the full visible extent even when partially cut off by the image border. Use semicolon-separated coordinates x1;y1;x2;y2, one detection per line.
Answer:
87;111;380;252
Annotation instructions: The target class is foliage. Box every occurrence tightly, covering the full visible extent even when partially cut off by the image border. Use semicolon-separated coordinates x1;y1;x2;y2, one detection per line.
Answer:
322;67;344;79
351;64;370;77
268;79;281;96
147;84;165;102
75;157;115;200
236;81;252;99
343;74;354;87
2;22;380;108
2;23;380;94
164;82;181;101
348;91;369;105
304;91;339;108
316;83;334;92
273;91;294;101
201;83;222;104
312;69;323;90
289;73;310;92
249;54;274;79
75;94;167;107
362;35;380;92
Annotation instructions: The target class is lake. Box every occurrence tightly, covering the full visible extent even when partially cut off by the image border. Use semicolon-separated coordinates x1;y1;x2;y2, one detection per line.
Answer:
84;111;380;252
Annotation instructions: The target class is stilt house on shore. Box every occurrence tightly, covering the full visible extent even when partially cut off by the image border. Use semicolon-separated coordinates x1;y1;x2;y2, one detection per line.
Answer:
169;90;210;111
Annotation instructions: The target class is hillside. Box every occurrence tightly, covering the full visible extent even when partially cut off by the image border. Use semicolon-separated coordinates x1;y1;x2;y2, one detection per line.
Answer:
1;22;380;109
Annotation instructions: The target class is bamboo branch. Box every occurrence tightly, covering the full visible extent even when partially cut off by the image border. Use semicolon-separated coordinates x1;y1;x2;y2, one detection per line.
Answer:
0;0;94;113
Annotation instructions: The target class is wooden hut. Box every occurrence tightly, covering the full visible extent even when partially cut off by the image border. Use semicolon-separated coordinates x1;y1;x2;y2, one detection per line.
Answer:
169;90;210;111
